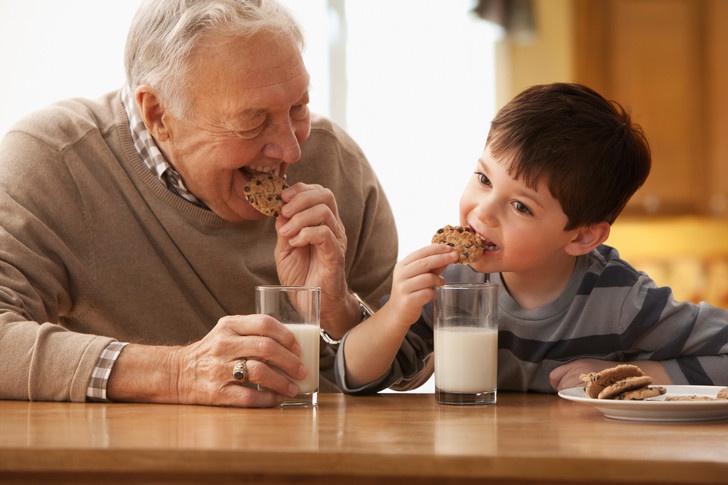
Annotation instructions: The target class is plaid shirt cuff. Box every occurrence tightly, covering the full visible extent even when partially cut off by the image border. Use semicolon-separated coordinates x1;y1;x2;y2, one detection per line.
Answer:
86;341;128;402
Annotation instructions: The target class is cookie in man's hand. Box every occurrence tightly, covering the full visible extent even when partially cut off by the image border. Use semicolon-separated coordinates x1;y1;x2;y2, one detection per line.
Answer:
431;225;486;264
244;173;289;217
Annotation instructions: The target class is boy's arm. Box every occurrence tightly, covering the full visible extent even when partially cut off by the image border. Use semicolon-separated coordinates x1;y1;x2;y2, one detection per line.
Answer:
338;245;457;390
548;358;672;392
341;305;415;388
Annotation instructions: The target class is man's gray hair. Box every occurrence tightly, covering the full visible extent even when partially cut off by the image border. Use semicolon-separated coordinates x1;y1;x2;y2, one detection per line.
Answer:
124;0;304;119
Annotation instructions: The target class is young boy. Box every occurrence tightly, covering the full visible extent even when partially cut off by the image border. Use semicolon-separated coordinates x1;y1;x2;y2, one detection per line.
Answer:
334;82;728;394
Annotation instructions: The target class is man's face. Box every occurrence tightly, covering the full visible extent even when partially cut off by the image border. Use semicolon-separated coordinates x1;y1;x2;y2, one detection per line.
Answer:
157;32;311;222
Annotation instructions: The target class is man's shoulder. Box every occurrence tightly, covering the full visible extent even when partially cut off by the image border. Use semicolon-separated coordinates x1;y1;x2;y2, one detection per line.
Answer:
295;113;370;182
305;113;362;155
309;112;343;136
5;91;121;151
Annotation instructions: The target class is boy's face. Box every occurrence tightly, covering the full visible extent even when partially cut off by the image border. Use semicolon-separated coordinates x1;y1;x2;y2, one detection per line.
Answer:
459;146;581;278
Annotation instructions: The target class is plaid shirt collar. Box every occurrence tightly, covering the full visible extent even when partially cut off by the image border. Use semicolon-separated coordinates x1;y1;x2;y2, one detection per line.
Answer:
121;85;207;209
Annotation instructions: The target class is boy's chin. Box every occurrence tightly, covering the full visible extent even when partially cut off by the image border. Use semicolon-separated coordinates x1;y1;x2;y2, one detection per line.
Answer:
468;260;491;273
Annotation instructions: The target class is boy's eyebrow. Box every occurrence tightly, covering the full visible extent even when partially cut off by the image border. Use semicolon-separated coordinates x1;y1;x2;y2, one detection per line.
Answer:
515;186;544;207
480;156;548;210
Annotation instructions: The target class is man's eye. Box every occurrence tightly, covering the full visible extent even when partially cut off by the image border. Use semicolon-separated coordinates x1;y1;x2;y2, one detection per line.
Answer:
475;172;491;186
236;125;265;139
513;201;533;215
291;104;309;120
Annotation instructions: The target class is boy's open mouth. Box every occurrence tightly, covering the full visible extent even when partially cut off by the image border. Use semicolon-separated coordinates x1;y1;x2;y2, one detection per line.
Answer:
480;235;499;251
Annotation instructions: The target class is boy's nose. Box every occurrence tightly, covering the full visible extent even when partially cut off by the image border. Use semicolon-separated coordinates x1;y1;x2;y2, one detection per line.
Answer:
477;200;500;228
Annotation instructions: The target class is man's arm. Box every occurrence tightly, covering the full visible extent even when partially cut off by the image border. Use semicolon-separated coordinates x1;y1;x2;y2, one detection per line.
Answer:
106;314;309;407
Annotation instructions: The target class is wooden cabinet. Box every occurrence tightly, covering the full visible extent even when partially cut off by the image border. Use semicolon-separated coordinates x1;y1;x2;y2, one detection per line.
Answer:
574;0;728;216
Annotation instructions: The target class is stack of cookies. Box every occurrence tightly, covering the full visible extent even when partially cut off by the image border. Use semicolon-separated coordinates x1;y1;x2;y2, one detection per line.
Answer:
580;364;728;401
579;364;665;400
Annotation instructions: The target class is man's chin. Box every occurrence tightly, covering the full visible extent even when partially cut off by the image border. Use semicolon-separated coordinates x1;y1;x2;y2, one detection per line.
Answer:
209;201;268;223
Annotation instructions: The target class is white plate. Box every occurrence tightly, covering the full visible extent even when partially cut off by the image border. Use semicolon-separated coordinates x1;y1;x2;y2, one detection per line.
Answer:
558;385;728;422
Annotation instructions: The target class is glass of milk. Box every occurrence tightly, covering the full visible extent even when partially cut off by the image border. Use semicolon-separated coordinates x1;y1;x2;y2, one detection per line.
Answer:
255;286;320;406
434;283;498;405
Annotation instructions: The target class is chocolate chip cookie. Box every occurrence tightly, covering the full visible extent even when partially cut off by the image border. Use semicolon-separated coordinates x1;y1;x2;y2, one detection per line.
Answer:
244;173;289;217
431;225;486;264
580;364;646;399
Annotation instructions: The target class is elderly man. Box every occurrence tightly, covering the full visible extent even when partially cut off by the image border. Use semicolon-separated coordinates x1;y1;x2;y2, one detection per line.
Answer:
0;0;396;407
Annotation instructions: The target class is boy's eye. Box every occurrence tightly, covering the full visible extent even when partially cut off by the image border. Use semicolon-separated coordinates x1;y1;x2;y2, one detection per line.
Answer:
513;201;533;215
475;172;491;186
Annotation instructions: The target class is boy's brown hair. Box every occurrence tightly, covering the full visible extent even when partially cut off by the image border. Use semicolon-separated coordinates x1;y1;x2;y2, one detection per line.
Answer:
486;83;651;230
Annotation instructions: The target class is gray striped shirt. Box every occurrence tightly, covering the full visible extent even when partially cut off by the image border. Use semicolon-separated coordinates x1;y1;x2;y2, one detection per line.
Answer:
336;245;728;393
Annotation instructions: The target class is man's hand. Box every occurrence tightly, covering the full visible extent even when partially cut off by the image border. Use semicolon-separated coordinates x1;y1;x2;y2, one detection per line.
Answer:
108;314;307;408
274;182;357;338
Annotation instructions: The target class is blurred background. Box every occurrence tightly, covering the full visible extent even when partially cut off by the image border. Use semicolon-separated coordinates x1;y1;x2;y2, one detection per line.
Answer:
0;0;499;270
2;0;728;390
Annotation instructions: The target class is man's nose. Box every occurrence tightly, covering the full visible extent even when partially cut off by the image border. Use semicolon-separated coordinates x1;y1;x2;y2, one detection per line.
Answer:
263;121;302;163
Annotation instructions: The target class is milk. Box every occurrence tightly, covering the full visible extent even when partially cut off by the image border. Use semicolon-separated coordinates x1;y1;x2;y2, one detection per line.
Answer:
284;323;320;393
434;326;497;393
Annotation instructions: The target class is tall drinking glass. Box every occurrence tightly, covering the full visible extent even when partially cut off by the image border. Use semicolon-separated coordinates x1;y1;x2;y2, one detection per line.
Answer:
434;283;498;405
255;286;320;406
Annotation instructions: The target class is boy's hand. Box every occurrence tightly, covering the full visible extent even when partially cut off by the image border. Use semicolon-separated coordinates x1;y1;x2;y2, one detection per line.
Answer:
549;359;620;391
386;244;458;328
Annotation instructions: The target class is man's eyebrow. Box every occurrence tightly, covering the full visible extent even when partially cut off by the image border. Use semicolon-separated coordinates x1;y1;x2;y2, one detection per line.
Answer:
235;89;311;120
237;108;267;120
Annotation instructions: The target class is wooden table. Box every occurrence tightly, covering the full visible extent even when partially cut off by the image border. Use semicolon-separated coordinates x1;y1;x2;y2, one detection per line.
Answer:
0;393;726;484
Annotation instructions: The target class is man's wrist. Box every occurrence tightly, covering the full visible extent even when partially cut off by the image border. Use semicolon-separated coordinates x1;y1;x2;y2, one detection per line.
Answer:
106;343;181;403
320;292;374;347
86;341;129;402
351;292;375;321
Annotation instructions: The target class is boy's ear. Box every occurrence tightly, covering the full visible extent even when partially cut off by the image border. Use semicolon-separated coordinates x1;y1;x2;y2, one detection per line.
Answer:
136;85;171;142
564;221;611;256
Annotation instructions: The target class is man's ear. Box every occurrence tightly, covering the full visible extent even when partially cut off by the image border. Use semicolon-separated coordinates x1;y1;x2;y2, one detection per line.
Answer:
564;221;611;256
136;85;171;142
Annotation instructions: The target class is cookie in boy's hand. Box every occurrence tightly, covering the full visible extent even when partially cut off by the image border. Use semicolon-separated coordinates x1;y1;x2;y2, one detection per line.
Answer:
431;225;486;264
244;173;289;217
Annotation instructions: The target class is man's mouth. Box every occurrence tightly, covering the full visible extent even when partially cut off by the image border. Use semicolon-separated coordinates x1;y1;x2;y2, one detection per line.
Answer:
239;165;280;178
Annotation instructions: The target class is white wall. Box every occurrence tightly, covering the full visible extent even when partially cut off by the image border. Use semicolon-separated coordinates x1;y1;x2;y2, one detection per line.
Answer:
0;1;143;135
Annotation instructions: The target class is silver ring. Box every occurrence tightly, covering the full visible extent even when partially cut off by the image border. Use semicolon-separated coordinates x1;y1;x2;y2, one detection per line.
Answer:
233;359;248;383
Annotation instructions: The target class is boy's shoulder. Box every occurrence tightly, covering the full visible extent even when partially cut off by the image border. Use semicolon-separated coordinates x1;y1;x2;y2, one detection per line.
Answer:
578;244;644;293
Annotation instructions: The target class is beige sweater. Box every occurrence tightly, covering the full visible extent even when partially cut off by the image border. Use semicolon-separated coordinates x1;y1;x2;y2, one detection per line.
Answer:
0;91;397;401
